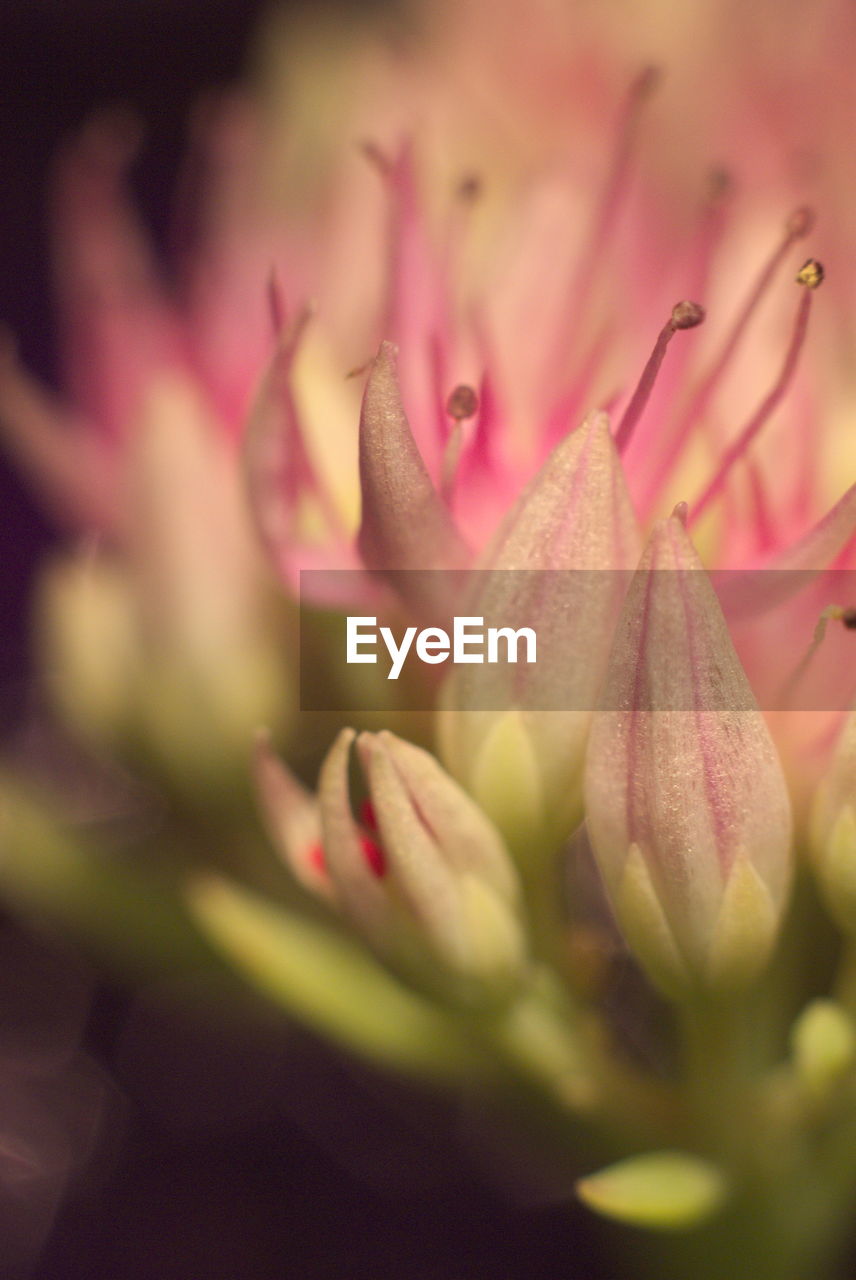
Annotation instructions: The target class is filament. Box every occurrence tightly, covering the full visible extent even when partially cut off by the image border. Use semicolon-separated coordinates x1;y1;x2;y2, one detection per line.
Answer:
688;268;821;526
614;301;705;453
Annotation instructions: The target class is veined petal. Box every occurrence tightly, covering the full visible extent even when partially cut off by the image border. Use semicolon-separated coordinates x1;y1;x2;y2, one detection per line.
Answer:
356;733;472;970
358;731;519;903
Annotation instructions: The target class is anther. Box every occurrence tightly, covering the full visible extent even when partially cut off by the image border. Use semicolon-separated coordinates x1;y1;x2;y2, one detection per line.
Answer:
796;258;825;290
456;174;482;203
706;168;733;204
842;608;856;631
787;206;816;240
632;64;663;99
359;139;394;177
446;384;479;421
671;301;706;331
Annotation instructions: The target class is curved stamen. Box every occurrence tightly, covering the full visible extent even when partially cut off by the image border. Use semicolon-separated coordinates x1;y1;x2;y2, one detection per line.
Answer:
645;207;816;506
572;66;661;317
688;263;823;527
614;301;705;453
441;383;479;502
780;604;854;706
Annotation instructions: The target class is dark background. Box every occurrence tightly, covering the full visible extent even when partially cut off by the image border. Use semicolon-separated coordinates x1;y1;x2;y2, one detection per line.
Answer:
0;3;605;1277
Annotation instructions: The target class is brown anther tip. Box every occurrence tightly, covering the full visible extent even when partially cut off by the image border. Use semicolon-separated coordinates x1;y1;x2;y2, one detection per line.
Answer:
671;501;689;526
842;607;856;630
359;140;393;177
457;173;482;203
796;258;824;289
706;168;733;203
787;206;816;239
446;384;479;421
633;65;662;99
670;300;706;330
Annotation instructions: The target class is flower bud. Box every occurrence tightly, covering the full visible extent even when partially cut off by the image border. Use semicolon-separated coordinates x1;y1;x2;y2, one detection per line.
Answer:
315;728;527;989
438;410;640;854
584;511;793;995
253;731;332;901
790;999;856;1102
357;342;470;576
812;712;856;931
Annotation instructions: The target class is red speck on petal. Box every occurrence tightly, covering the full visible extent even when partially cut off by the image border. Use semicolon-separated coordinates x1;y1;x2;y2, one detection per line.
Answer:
359;798;378;830
307;842;327;876
360;835;386;878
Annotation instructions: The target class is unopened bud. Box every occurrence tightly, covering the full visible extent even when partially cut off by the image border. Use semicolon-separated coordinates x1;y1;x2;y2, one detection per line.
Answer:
283;728;530;991
438;411;640;856
585;512;793;995
791;999;856;1102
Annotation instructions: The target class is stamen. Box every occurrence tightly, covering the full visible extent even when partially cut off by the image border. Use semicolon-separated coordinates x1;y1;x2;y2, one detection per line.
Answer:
571;66;662;320
359;139;394;178
446;384;479;421
689;269;822;526
684;168;734;304
706;168;733;204
613;301;705;453
746;460;777;553
267;269;286;336
441;384;479;502
780;605;853;705
645;207;816;505
346;356;374;380
796;257;825;289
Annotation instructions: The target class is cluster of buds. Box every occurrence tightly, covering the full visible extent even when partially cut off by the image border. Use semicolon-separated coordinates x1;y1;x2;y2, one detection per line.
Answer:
5;0;856;1090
